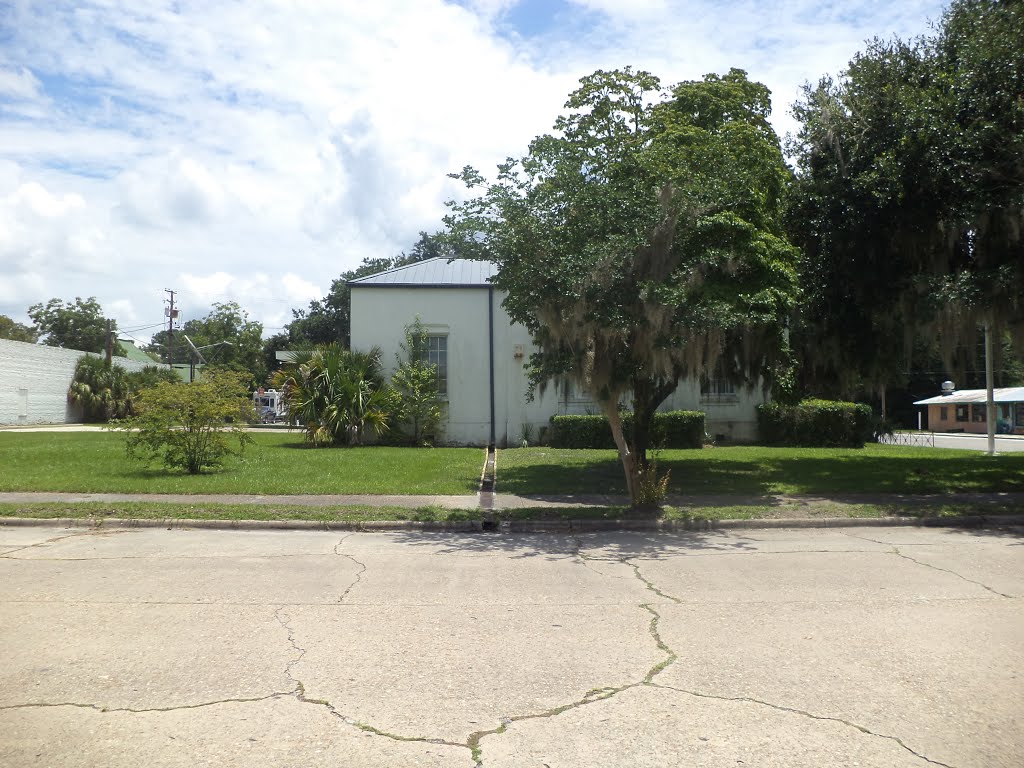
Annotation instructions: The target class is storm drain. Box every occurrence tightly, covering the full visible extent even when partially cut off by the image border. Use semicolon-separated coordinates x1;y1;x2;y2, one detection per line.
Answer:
478;445;496;517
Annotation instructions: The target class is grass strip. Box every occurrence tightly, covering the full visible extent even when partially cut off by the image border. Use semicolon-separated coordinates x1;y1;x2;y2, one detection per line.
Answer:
1;501;1020;524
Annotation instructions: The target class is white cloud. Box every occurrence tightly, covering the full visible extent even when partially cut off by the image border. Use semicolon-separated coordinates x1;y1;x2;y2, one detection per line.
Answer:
0;0;950;340
0;66;43;100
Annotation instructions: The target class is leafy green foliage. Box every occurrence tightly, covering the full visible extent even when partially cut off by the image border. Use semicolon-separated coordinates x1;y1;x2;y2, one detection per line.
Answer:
115;369;256;474
68;358;180;423
390;318;443;445
0;315;38;343
788;0;1023;396
272;344;397;446
551;411;705;449
68;357;135;422
757;400;874;448
446;67;798;502
147;301;265;386
27;297;123;355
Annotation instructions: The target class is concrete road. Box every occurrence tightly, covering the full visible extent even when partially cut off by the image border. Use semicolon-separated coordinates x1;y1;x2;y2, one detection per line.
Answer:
930;432;1024;452
1;525;1021;768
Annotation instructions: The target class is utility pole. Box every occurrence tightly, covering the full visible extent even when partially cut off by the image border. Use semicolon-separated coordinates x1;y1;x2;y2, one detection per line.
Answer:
985;320;995;456
164;289;178;371
105;319;113;365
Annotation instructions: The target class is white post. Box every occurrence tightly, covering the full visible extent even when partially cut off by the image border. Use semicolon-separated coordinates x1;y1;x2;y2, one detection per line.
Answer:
918;411;922;431
985;321;996;456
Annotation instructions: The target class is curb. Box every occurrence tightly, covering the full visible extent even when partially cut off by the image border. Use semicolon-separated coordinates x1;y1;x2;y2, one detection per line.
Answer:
2;514;1023;533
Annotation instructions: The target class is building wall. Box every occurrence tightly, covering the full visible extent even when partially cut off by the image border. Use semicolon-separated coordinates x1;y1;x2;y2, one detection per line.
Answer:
0;339;153;426
351;286;767;445
927;402;1022;434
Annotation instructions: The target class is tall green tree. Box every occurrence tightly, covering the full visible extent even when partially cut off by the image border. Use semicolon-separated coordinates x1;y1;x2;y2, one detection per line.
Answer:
27;297;123;354
148;301;265;385
446;68;799;503
788;0;1023;400
0;315;39;343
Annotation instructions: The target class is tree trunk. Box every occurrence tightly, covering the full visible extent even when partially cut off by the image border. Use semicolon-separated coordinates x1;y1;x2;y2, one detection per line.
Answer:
605;405;638;504
630;376;679;465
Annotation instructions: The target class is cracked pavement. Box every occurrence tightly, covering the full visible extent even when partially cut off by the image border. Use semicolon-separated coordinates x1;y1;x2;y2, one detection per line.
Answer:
0;525;1021;767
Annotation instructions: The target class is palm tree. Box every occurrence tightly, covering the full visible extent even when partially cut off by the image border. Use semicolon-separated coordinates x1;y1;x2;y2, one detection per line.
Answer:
271;344;396;446
68;356;134;422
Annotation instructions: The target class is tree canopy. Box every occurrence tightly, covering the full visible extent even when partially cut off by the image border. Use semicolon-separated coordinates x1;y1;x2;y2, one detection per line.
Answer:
148;301;265;385
27;297;123;355
787;0;1023;398
446;67;799;502
0;315;38;343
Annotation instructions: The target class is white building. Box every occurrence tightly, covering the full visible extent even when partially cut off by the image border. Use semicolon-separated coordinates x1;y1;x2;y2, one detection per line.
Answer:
349;258;766;446
0;338;154;426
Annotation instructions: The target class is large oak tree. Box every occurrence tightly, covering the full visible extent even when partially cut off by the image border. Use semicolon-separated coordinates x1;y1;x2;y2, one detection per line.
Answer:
788;0;1023;401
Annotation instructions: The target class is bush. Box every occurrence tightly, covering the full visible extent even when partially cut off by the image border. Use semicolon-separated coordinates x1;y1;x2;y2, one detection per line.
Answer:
69;359;179;423
113;369;256;474
757;399;873;448
550;411;705;449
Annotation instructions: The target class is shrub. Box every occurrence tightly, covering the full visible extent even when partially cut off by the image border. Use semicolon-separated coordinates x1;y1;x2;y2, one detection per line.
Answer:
272;344;395;446
550;411;705;449
114;369;256;474
390;319;443;445
69;359;179;423
757;399;873;447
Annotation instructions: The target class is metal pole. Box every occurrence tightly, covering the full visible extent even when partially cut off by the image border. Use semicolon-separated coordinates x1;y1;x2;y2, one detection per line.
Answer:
487;286;496;449
985;321;995;456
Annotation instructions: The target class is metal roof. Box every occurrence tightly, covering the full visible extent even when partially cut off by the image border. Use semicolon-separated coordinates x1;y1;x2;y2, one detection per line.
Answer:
348;258;497;287
914;387;1024;405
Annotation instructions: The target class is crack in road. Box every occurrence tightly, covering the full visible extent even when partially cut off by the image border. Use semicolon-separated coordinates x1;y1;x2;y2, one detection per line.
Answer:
467;547;685;766
0;531;93;557
891;549;1014;598
334;535;367;603
839;533;1014;598
272;604;469;756
0;694;290;715
648;682;958;768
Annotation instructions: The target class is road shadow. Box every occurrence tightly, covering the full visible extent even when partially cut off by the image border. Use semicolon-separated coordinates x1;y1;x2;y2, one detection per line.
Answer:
380;528;762;560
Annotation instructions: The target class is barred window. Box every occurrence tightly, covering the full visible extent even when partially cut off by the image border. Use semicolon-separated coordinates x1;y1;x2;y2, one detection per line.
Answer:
701;378;737;401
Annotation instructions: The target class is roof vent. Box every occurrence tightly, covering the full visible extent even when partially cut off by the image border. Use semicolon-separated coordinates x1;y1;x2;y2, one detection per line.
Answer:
941;380;955;395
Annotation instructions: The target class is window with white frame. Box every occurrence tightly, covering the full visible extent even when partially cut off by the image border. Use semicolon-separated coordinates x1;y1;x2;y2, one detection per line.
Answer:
426;335;447;396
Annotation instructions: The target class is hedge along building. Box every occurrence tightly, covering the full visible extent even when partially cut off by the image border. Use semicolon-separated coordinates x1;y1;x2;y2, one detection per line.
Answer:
348;258;767;446
0;338;153;426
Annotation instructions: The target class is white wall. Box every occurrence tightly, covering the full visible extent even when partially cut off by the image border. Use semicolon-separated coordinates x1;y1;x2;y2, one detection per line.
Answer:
0;339;153;426
661;379;763;443
351;287;766;445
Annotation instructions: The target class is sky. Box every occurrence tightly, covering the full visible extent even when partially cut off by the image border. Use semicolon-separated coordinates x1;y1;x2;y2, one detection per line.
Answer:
0;0;951;345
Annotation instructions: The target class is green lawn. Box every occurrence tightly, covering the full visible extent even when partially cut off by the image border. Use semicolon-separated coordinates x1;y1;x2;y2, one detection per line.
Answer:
2;434;1021;499
497;444;1024;496
0;432;483;495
